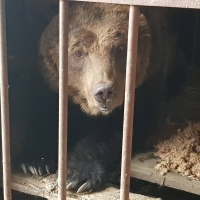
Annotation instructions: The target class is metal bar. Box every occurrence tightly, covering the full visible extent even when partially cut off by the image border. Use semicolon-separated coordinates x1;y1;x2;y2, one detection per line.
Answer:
0;0;12;199
58;0;68;199
120;5;140;200
70;0;200;9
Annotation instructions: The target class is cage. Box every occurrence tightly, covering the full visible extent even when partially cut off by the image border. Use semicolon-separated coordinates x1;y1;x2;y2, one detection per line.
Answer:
1;0;200;200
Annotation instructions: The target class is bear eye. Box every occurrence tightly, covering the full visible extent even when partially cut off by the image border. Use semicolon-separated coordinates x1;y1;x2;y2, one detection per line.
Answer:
115;32;124;38
75;50;83;58
116;45;126;53
118;46;124;51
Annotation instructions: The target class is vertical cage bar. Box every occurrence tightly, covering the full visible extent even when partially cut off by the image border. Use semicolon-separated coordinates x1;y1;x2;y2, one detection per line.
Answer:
120;5;140;200
0;0;12;199
58;0;68;199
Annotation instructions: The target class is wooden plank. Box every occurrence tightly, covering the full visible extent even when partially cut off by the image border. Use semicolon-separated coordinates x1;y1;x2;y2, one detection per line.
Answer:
11;173;59;200
3;173;162;200
130;152;200;195
71;0;200;9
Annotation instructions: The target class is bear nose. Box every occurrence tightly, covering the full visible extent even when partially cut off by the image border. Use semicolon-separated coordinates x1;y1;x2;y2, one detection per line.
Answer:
93;83;116;109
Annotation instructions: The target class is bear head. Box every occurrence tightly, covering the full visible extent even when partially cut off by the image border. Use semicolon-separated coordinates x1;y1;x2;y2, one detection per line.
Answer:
40;3;151;116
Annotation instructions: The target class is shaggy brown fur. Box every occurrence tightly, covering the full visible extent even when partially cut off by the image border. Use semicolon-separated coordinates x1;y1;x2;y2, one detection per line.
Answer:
39;3;172;115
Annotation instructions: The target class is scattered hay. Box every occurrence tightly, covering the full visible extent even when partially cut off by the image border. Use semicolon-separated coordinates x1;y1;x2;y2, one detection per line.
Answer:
154;122;200;180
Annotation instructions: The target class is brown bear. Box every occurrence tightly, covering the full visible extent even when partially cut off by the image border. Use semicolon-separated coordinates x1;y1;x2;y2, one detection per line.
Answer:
6;0;185;194
39;3;168;116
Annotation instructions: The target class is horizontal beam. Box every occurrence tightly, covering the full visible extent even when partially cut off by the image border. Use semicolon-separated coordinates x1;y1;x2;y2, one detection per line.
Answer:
131;152;200;196
0;173;162;200
71;0;200;9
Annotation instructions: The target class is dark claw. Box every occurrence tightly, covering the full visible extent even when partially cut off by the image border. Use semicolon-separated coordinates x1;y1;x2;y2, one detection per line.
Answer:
21;163;28;174
45;164;51;174
20;158;57;176
38;167;43;176
33;165;39;176
38;158;48;175
28;165;35;175
38;164;47;175
66;181;78;191
38;162;46;175
77;182;91;194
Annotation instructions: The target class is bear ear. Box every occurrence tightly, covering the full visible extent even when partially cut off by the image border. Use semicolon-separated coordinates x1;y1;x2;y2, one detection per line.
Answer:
26;0;59;23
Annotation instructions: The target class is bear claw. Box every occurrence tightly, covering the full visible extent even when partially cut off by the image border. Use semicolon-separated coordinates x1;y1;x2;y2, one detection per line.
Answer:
77;182;91;194
66;181;93;193
20;159;56;176
66;182;78;191
21;160;104;193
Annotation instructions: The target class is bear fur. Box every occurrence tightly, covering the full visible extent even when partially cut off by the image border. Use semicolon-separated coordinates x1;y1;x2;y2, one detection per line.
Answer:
30;2;177;192
4;0;185;193
39;3;172;116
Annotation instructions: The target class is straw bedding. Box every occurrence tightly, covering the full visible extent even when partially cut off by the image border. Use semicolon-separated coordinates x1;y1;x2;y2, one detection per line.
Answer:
154;122;200;179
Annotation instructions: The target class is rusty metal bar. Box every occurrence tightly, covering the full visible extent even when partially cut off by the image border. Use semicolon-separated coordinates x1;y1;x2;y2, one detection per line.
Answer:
0;0;12;199
58;0;68;199
71;0;200;9
120;5;140;200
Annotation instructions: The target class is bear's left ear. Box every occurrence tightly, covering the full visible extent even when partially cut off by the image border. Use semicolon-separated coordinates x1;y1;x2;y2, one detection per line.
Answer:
112;23;129;38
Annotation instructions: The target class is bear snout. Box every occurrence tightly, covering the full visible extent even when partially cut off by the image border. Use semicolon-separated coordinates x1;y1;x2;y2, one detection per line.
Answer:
93;83;116;112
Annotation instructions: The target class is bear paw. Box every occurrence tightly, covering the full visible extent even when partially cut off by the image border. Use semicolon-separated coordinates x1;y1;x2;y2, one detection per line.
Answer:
20;157;106;193
66;156;106;193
